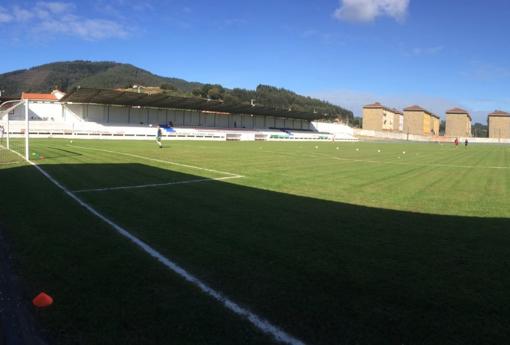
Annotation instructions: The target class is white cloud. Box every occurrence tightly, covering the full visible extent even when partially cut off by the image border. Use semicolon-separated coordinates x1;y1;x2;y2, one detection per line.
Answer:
13;6;34;21
0;7;12;23
38;16;128;40
334;0;410;23
37;2;75;14
0;1;129;40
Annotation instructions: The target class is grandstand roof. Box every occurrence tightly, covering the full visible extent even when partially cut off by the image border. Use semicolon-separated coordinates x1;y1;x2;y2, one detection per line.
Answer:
60;87;329;121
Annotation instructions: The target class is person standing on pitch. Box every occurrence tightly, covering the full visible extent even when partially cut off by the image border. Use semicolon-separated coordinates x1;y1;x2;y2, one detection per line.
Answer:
454;137;459;147
156;125;163;148
465;139;468;148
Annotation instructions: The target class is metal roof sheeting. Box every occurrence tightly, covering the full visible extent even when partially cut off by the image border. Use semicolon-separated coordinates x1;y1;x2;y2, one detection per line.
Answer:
60;87;329;121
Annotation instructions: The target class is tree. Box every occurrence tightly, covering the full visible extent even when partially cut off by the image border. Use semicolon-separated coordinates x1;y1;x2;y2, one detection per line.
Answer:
160;83;177;91
439;120;446;135
472;122;488;137
350;116;362;128
207;86;224;100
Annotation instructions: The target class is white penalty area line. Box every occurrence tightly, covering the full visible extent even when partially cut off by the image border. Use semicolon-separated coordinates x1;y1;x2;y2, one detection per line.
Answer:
69;145;244;177
72;175;243;193
10;150;304;345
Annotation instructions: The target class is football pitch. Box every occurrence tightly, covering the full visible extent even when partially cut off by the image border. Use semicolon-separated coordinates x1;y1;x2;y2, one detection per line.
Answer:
1;139;510;344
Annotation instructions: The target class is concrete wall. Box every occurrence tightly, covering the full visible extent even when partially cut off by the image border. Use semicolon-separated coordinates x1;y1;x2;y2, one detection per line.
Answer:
488;116;510;138
362;108;383;131
445;114;471;137
393;114;403;132
382;110;394;130
431;117;440;136
403;111;426;135
363;107;402;132
423;114;431;135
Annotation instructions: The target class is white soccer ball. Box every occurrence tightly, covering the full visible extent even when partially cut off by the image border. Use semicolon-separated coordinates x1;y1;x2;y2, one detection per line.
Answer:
356;148;359;151
70;140;73;143
377;149;381;153
315;146;318;149
402;151;406;154
336;147;339;150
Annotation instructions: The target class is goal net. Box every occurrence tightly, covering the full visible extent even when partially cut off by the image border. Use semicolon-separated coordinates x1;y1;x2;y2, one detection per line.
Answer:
0;100;29;164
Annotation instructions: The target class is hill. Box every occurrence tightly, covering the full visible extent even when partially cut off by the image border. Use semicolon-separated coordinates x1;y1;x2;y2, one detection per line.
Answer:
0;61;201;96
0;61;352;120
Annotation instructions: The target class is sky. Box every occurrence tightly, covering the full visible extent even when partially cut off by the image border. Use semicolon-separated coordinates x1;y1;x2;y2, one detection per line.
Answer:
1;0;509;123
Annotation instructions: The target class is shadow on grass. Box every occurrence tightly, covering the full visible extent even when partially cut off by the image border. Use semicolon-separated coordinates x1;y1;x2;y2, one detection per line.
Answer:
1;162;510;345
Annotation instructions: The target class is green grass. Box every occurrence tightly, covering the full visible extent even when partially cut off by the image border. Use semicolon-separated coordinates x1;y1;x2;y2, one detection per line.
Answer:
1;139;510;345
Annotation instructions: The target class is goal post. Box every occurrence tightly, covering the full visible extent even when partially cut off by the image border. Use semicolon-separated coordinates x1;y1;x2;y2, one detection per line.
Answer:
0;99;29;163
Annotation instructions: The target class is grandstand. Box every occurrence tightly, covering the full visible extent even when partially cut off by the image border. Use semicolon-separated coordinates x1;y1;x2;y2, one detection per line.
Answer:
0;88;358;142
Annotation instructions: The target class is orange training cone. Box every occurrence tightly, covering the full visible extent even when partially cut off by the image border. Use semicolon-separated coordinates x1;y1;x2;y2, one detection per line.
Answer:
33;292;53;308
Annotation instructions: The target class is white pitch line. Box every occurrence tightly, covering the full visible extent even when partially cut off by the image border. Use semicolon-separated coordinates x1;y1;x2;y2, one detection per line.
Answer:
260;149;510;170
73;175;243;193
323;154;510;170
7;148;304;345
70;145;243;177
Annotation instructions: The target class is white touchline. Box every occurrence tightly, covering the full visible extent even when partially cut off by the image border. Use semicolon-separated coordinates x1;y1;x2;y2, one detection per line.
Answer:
70;145;243;177
7;148;305;345
73;175;243;193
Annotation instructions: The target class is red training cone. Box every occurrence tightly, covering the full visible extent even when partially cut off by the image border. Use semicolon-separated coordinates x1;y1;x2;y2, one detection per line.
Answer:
33;292;53;308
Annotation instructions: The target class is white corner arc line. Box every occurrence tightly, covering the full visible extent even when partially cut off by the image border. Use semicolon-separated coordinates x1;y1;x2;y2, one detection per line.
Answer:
73;175;243;193
70;145;243;177
11;155;304;344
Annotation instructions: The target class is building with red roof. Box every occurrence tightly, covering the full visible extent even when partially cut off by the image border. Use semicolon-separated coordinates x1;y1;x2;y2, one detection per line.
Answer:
445;108;472;138
488;110;510;139
362;102;403;132
403;105;440;136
